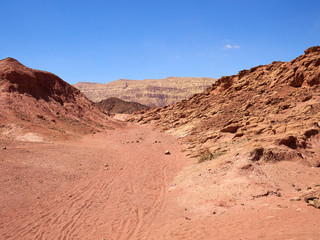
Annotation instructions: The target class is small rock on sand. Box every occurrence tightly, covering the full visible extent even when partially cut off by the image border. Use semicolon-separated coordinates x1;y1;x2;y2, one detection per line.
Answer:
314;199;320;208
290;197;301;201
165;150;171;155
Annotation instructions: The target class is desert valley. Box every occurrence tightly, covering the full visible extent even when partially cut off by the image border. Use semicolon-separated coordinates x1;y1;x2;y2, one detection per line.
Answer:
0;46;320;239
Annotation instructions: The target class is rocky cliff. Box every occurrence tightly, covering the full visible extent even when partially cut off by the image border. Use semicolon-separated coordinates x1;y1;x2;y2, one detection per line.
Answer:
128;46;320;162
127;46;320;211
0;58;121;141
73;77;216;107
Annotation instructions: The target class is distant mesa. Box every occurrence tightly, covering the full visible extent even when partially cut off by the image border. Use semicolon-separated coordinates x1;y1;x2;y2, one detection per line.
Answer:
96;97;150;114
73;77;217;107
0;57;120;141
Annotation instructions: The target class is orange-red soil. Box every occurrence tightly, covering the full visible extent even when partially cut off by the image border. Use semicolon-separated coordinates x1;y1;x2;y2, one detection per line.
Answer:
1;123;319;240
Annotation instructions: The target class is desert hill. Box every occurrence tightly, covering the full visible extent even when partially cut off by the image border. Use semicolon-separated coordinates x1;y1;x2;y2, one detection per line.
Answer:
128;46;320;158
96;97;150;114
128;46;320;209
0;57;120;141
73;77;216;107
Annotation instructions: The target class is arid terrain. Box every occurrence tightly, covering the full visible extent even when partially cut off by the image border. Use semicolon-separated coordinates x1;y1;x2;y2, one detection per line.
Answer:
1;47;320;240
73;77;216;107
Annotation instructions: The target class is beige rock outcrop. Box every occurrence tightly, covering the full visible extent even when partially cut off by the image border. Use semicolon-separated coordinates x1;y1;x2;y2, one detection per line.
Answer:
73;77;216;106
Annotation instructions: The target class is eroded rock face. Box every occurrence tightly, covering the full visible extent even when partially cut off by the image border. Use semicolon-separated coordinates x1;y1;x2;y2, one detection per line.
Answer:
127;46;320;164
0;58;121;140
127;46;320;218
73;77;216;107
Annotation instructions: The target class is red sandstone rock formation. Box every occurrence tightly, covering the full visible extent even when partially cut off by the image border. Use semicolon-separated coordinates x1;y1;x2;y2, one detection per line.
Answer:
0;58;121;141
128;47;320;165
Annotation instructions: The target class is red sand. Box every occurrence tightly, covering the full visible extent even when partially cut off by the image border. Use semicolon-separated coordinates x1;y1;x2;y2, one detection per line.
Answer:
1;123;320;240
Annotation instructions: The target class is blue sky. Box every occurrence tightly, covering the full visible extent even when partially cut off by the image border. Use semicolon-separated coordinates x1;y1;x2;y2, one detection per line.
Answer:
1;0;320;84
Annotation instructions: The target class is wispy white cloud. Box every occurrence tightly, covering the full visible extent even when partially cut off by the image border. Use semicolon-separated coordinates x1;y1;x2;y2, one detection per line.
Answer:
224;44;240;49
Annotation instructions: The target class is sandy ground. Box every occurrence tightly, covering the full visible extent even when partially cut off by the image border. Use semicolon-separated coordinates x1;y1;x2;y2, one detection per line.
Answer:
0;123;320;240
